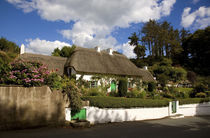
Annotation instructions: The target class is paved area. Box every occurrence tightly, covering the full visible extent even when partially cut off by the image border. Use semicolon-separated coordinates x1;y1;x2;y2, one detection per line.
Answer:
1;116;210;138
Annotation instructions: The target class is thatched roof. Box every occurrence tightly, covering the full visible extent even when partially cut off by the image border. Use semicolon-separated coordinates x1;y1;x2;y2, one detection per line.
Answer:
138;68;155;82
65;47;145;77
20;53;67;75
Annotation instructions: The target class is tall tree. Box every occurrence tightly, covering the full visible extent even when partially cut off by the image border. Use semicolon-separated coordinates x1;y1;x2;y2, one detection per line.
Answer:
128;32;146;59
181;26;210;75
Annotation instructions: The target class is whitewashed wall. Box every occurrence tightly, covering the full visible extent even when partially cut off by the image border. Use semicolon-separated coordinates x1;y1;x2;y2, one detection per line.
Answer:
84;106;169;124
179;102;210;116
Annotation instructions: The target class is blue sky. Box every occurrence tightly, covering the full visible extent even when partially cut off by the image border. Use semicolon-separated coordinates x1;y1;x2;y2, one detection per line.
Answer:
0;0;210;57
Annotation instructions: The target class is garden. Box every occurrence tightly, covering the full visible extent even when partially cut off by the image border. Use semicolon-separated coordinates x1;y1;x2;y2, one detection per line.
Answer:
1;58;210;112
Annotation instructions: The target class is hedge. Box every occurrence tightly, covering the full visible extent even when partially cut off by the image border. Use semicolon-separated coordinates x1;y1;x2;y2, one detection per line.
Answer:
82;96;170;108
179;98;210;105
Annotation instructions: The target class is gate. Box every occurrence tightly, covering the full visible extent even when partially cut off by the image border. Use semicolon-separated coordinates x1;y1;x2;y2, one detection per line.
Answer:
172;101;177;113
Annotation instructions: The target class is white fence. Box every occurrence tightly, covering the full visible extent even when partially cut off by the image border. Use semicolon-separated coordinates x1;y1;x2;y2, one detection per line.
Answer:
65;101;210;124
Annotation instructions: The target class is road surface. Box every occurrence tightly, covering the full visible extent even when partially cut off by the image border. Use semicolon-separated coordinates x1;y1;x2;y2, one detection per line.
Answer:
1;116;210;138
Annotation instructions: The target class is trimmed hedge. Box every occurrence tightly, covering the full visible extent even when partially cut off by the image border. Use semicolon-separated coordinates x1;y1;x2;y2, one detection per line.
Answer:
82;96;170;108
179;98;210;105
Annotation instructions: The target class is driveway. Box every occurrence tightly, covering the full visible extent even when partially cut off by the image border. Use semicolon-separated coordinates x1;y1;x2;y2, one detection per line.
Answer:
1;116;210;138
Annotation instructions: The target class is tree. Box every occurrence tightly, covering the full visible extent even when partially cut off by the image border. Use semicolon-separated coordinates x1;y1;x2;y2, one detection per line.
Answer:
0;37;20;63
118;79;128;97
181;26;210;75
128;32;146;59
141;20;182;58
51;45;76;57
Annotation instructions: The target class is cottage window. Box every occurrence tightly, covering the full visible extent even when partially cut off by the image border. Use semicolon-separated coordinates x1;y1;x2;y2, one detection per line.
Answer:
90;81;97;88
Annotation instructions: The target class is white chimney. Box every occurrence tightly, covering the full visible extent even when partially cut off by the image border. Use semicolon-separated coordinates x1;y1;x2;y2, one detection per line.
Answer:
95;46;101;52
20;44;25;54
107;48;113;55
143;66;148;70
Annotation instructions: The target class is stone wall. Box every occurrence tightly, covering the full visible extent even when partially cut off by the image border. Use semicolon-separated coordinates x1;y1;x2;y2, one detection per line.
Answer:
0;86;67;129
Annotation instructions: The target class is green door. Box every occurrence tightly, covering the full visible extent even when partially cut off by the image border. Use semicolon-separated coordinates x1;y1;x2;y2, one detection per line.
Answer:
111;80;116;92
71;109;86;120
172;101;177;113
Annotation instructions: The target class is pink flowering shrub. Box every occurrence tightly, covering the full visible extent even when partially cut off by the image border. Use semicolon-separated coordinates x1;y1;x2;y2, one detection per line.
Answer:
5;59;50;86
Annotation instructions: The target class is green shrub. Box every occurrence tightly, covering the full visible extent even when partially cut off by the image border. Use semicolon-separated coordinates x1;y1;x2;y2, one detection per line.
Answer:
173;87;193;93
175;91;189;99
161;92;175;99
85;87;106;96
46;72;63;90
179;98;210;105
195;92;207;98
194;83;208;93
118;79;127;97
82;96;170;108
126;88;139;98
63;80;82;112
148;82;156;92
109;91;118;97
138;91;147;99
205;91;210;97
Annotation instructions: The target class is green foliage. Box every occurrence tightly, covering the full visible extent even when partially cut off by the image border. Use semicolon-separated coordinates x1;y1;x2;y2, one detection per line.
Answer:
63;80;82;112
126;88;139;98
118;79;128;97
51;45;76;57
181;26;210;75
0;37;19;64
150;58;187;86
46;72;63;90
128;32;146;59
148;82;156;92
193;83;208;93
0;37;19;54
82;96;170;108
195;92;207;98
179;98;210;105
205;91;210;97
187;71;197;84
84;87;106;96
173;87;193;93
138;91;147;99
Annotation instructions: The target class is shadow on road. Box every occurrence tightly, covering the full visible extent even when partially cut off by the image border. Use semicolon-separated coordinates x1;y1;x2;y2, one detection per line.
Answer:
0;116;210;138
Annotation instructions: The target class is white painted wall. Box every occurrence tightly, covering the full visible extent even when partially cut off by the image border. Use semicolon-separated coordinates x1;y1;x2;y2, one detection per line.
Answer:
179;102;210;116
84;106;169;124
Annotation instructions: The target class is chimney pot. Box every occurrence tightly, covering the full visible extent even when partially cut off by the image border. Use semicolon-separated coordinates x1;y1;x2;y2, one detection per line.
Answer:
143;66;148;70
20;44;25;54
107;48;113;55
95;46;101;52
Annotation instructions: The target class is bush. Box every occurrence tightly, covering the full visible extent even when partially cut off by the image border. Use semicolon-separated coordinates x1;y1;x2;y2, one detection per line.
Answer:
205;91;210;97
194;83;208;93
148;82;156;92
3;60;50;86
138;91;147;99
179;98;210;105
63;80;82;112
82;96;170;108
85;87;106;96
126;88;139;98
195;92;207;98
118;79;127;97
46;73;63;90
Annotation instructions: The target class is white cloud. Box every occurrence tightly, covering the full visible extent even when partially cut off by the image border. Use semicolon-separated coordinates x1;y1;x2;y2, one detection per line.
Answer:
7;0;176;56
25;38;70;55
181;6;210;29
121;42;136;59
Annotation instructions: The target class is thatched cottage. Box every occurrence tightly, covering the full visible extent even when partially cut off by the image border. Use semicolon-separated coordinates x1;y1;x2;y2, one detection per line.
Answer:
20;45;154;92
